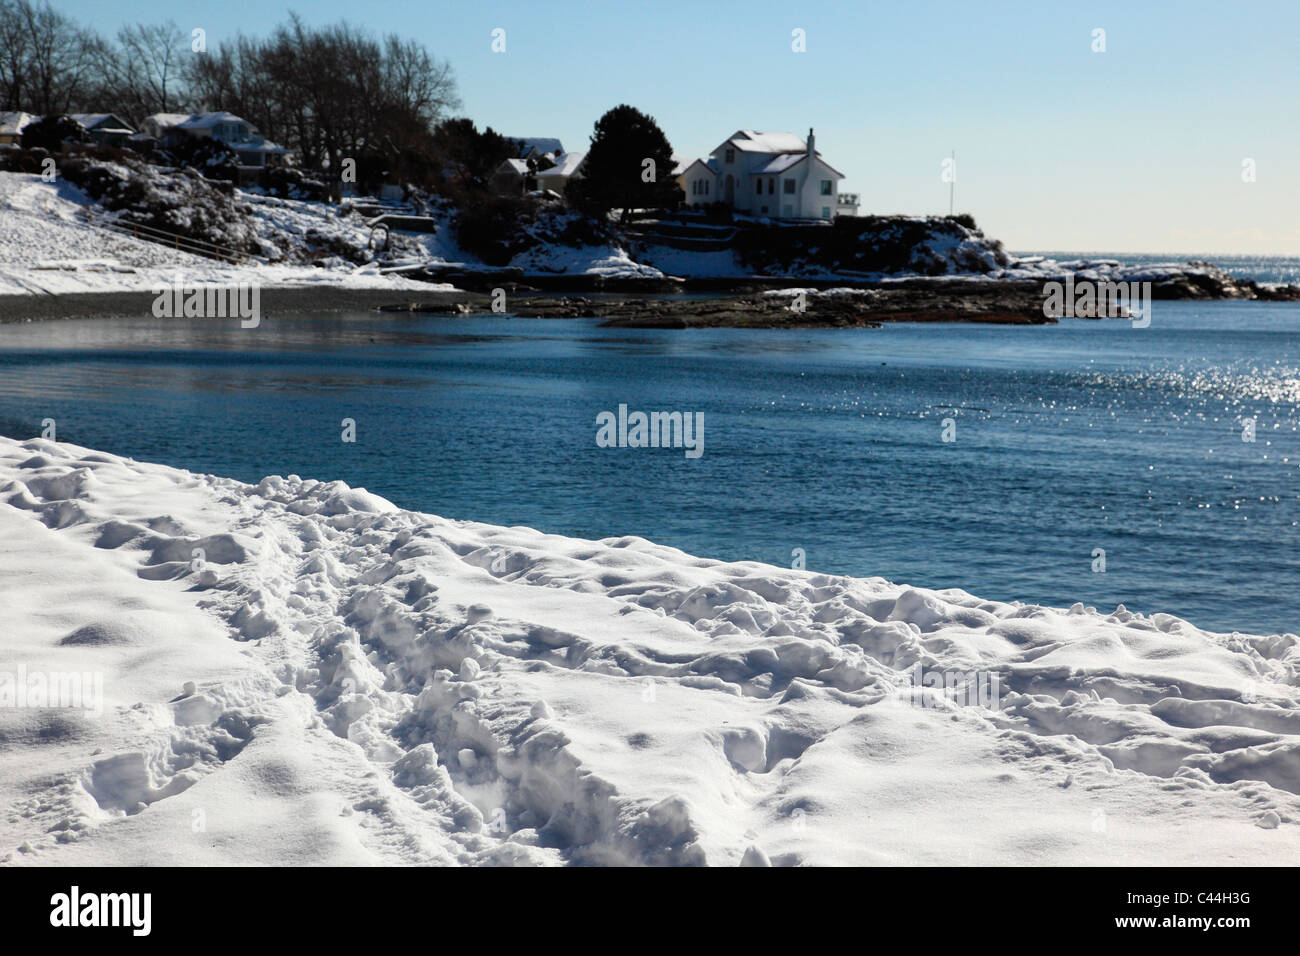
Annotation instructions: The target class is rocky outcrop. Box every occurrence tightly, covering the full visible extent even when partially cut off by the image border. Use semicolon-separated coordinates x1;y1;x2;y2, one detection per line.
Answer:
381;281;1057;327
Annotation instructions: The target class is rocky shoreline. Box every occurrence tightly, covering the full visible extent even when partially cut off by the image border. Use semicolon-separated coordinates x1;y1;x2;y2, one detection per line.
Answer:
383;281;1059;328
0;262;1297;328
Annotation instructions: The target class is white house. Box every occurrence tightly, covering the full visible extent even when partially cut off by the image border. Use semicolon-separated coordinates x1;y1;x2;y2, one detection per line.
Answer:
535;151;586;196
142;111;288;168
681;129;845;220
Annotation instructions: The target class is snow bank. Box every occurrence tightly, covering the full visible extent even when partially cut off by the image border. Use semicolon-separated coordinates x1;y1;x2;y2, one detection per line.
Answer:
0;172;443;296
1;435;1297;865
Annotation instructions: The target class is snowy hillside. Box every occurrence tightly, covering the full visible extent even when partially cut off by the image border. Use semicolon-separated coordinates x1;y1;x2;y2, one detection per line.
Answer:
1;435;1297;865
0;171;437;296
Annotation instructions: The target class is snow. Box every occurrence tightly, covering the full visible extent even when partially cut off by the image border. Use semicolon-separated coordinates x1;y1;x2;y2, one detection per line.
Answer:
752;153;807;174
2;435;1297;865
0;172;448;296
728;130;808;153
511;241;665;279
537;152;586;180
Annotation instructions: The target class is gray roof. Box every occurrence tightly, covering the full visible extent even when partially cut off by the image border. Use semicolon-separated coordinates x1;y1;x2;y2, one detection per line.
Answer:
510;137;564;158
70;113;135;133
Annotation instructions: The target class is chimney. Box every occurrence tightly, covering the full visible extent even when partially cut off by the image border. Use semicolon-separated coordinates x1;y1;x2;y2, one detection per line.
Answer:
807;127;815;161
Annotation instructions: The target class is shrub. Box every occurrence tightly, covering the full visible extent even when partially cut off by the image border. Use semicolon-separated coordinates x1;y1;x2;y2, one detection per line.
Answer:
169;137;240;181
0;146;51;174
259;165;330;201
20;115;86;151
454;195;542;265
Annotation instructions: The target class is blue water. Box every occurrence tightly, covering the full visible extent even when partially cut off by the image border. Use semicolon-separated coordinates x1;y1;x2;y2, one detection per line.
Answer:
1;302;1298;635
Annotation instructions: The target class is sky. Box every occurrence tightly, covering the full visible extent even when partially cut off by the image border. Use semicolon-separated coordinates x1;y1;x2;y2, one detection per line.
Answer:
53;0;1300;254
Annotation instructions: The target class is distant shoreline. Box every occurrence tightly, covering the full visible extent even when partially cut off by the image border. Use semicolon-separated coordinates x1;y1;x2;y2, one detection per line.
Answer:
1;266;1297;327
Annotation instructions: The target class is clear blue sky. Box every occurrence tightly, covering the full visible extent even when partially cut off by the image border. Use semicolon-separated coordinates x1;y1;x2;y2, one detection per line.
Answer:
58;0;1300;254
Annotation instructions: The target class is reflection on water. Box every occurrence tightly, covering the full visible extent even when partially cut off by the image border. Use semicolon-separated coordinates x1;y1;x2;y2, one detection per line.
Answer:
1;301;1298;634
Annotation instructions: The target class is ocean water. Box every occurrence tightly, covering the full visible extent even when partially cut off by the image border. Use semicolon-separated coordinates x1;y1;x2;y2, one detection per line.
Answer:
1019;251;1300;286
1;301;1297;635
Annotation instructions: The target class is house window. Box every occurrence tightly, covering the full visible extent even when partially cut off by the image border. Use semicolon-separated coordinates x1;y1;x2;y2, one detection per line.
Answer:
820;180;832;195
725;148;735;163
822;206;831;219
704;181;709;195
756;179;763;194
783;178;796;194
769;178;775;193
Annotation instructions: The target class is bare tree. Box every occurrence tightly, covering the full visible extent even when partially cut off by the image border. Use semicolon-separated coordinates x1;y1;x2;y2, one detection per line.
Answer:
12;0;97;114
111;21;188;118
186;13;458;182
0;0;33;110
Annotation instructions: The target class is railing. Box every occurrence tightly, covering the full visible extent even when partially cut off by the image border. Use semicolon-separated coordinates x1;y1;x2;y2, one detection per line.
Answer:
80;208;268;264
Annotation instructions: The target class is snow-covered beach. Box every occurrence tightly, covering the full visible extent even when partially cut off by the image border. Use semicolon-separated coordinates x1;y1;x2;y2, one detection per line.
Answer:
2;435;1296;865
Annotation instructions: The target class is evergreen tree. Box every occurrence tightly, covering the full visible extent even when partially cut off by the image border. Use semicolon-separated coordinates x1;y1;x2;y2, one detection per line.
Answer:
568;104;680;220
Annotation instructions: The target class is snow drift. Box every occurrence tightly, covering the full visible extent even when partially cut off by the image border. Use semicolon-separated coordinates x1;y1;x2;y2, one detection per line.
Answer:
1;436;1297;865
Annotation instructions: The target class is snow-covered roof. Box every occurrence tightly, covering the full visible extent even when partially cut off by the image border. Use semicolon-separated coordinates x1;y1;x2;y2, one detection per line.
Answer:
149;111;285;154
537;151;585;178
143;112;192;131
70;113;134;133
509;137;564;159
0;112;37;135
751;151;845;178
721;130;808;154
680;157;718;177
497;158;529;175
752;153;806;174
176;111;253;131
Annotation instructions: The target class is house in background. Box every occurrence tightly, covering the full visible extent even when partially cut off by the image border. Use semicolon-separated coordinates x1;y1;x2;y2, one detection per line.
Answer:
508;137;563;163
137;112;191;142
535;151;586;196
0;111;38;146
681;129;845;220
492;138;567;195
143;111;288;173
69;113;136;147
491;157;531;195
